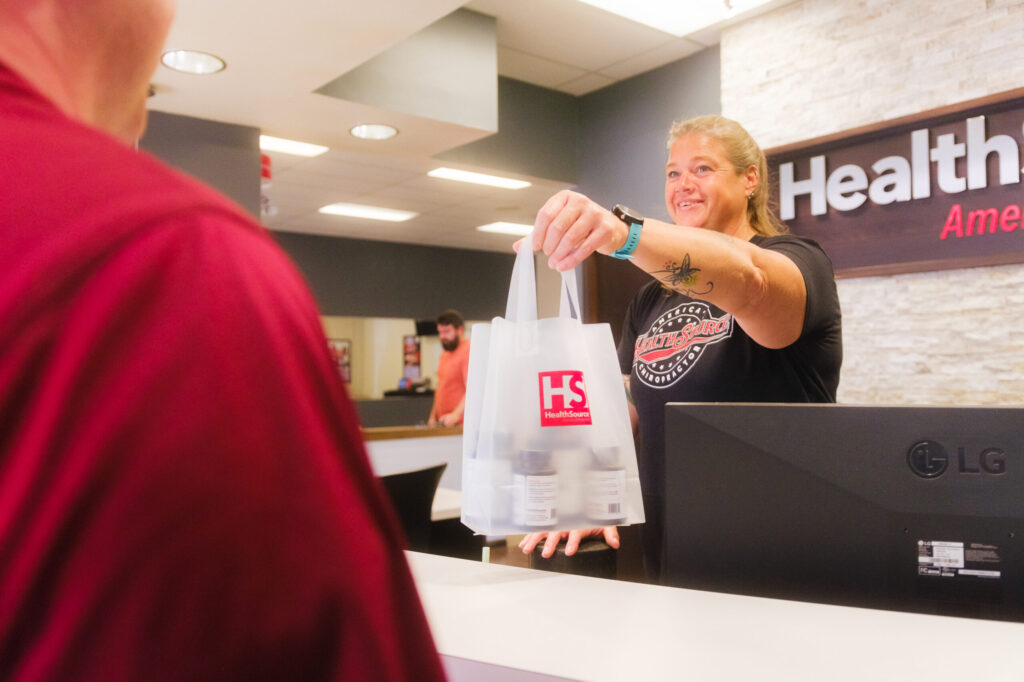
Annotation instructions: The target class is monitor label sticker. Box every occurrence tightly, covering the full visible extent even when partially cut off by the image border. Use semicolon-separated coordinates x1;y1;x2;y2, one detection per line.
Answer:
917;540;1002;579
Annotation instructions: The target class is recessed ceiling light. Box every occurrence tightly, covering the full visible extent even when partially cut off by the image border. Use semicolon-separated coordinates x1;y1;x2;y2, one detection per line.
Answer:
350;124;398;140
477;222;534;236
160;49;226;75
319;203;418;222
259;135;329;157
428;168;531;190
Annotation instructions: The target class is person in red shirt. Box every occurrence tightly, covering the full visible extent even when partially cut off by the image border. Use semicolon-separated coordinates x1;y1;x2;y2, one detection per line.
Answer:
427;309;471;427
0;1;445;680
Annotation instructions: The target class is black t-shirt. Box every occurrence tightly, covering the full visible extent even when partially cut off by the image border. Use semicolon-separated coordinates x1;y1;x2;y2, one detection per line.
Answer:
617;234;842;503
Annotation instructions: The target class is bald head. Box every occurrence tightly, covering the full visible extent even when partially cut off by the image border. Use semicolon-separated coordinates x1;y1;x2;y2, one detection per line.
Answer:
0;0;175;143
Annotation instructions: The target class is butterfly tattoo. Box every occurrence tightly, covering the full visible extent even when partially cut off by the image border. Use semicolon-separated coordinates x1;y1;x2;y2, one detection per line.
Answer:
652;254;714;297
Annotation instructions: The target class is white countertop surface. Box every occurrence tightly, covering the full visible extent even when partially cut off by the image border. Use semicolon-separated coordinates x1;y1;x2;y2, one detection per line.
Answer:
406;551;1024;682
431;487;461;522
365;432;463;490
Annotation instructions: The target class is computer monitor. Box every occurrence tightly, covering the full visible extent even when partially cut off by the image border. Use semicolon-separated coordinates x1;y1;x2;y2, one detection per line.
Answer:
415;319;438;337
662;403;1024;622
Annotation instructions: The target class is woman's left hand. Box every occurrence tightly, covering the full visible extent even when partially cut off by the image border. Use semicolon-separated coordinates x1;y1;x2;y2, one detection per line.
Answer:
518;526;621;558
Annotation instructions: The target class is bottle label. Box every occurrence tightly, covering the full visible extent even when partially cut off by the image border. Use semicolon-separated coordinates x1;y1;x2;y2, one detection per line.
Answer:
585;469;625;521
512;473;558;526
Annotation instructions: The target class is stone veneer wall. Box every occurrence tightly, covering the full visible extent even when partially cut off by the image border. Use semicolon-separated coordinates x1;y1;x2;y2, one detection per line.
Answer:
720;0;1024;405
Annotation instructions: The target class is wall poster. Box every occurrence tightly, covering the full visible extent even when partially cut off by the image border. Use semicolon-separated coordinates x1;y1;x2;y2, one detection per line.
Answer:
328;338;351;383
402;334;421;381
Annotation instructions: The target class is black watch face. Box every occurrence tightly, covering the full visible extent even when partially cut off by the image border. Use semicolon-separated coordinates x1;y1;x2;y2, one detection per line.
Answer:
613;204;643;225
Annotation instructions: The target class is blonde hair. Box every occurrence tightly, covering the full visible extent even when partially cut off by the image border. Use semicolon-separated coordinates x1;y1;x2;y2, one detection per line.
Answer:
667;115;786;237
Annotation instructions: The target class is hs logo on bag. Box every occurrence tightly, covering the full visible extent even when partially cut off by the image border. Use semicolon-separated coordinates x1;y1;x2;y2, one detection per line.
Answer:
538;371;592;426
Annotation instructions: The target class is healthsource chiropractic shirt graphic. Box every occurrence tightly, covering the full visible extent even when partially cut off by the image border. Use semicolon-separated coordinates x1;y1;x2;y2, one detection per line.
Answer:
632;302;733;388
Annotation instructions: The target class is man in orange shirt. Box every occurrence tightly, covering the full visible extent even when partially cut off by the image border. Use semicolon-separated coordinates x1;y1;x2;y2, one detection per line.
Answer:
428;309;471;427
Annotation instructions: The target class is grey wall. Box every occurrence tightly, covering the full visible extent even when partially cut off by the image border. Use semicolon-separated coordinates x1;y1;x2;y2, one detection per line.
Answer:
577;46;721;221
435;77;579;183
272;231;514;320
141;111;261;216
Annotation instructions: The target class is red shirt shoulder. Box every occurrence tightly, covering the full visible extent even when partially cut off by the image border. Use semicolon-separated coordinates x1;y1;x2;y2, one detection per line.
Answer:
0;63;444;681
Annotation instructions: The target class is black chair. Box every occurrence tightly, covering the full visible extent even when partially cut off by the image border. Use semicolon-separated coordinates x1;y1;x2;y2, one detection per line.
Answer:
378;463;447;553
530;539;618;580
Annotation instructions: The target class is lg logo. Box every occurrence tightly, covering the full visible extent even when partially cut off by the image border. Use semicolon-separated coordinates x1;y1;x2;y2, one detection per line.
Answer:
907;440;1008;479
538;370;591;427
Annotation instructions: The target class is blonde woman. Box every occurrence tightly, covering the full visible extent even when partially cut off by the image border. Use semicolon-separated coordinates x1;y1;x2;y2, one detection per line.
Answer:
520;115;843;580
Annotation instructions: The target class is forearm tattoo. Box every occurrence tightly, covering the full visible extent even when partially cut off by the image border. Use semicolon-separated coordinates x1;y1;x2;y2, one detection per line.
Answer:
652;254;713;297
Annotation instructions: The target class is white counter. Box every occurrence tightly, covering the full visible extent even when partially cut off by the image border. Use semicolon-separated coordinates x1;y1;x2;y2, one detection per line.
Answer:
364;431;462;490
406;551;1024;682
430;487;462;521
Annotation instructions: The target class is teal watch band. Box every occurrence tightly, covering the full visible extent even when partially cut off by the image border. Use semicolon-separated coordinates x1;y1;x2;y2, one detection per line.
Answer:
611;221;643;260
610;204;644;260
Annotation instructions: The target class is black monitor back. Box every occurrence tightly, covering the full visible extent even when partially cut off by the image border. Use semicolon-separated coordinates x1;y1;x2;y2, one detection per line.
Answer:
415;319;438;336
662;403;1024;622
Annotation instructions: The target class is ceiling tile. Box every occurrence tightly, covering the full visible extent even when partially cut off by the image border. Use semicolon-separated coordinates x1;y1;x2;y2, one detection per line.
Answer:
495;47;587;88
269;175;383;198
294;155;419;184
556;72;617;97
468;0;675;71
598;38;706;80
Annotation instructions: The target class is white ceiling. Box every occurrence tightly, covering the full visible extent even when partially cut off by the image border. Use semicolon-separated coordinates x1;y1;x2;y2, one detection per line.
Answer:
150;0;789;252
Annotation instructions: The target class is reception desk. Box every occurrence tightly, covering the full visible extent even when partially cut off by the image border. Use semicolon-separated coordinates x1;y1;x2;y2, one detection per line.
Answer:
407;551;1024;682
362;424;462;490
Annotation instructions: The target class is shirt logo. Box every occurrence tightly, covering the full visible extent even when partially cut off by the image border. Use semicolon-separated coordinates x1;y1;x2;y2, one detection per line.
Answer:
538;370;592;426
633;302;733;388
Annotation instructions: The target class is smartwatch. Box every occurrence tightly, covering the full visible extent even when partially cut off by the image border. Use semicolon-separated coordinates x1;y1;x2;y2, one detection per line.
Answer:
611;204;644;260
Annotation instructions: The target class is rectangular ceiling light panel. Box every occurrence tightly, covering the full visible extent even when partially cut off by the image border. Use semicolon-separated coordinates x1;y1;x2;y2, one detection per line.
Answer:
577;0;775;37
319;203;418;222
259;135;329;157
476;222;534;236
428;167;531;190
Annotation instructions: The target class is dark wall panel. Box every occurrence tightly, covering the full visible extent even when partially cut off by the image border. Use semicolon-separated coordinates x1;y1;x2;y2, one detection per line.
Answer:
578;46;720;222
435;76;579;183
272;232;515;320
141;111;261;216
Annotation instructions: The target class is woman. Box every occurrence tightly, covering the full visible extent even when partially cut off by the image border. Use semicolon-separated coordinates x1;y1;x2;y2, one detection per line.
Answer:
519;115;842;579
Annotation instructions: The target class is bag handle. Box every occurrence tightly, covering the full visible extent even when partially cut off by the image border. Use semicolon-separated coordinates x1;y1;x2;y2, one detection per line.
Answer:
506;239;584;323
505;240;537;322
559;267;581;321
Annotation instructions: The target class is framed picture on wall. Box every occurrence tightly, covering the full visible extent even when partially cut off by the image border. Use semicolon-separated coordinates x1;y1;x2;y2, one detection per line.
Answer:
402;334;421;380
327;338;351;383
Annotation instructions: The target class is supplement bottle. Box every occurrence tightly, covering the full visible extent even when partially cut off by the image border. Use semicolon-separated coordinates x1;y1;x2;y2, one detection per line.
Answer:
512;449;558;530
585;446;626;525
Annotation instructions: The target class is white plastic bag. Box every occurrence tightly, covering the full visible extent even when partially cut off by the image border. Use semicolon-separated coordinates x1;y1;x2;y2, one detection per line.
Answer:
461;243;644;535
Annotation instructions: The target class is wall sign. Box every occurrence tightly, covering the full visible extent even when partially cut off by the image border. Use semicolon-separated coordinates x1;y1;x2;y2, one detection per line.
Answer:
767;92;1024;277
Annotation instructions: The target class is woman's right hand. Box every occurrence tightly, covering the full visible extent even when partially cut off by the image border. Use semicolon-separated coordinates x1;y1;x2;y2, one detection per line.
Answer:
518;526;620;558
525;190;627;272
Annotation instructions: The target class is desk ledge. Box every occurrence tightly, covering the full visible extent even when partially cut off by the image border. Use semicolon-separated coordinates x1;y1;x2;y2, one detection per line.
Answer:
362;425;462;442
